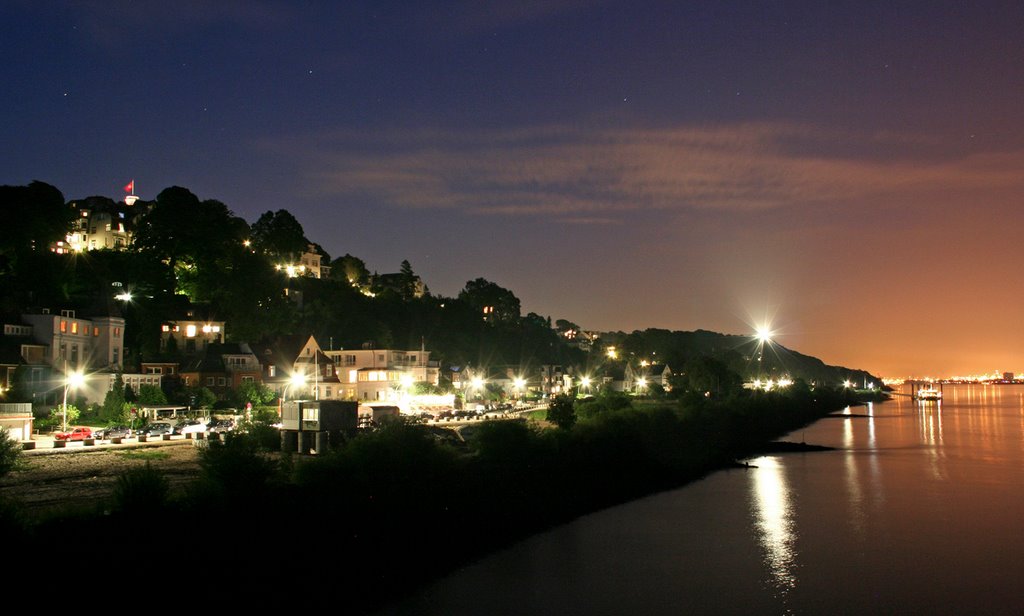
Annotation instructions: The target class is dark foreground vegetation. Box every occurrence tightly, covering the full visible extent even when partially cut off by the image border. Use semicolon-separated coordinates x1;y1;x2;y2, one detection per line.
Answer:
1;386;882;609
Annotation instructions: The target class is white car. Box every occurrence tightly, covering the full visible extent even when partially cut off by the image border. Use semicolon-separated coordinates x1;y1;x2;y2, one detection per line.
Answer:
177;420;209;435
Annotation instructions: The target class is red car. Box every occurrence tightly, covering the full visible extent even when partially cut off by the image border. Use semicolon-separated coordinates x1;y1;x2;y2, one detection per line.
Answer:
54;427;93;441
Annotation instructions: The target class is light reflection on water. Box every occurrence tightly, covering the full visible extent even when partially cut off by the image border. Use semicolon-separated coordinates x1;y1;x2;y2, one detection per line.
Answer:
389;384;1024;615
750;456;797;599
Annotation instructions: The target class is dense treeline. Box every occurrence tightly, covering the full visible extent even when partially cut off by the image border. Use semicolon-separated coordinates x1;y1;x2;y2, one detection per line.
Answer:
3;386;882;610
0;181;881;389
0;182;582;376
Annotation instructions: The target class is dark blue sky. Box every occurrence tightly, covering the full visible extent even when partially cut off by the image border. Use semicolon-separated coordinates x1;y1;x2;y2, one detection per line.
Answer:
4;1;1024;376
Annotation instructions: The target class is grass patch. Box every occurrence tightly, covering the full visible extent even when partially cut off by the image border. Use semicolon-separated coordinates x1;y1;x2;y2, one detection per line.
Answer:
526;409;547;421
117;450;170;461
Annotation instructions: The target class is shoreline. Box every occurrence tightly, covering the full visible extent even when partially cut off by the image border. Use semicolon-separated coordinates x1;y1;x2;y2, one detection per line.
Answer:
4;390;884;611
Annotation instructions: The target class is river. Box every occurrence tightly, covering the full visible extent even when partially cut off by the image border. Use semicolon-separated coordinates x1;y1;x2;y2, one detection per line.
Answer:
384;384;1024;615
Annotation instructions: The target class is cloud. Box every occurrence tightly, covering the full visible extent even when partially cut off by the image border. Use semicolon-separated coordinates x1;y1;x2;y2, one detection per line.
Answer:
272;123;1024;221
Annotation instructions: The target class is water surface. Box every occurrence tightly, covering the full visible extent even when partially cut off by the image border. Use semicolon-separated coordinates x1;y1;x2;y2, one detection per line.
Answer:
387;385;1024;615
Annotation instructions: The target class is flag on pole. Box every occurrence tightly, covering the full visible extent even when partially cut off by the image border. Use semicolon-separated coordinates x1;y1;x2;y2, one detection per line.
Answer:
123;180;135;194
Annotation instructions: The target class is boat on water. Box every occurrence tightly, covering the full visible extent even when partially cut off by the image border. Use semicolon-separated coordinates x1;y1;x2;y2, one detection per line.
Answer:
914;388;942;401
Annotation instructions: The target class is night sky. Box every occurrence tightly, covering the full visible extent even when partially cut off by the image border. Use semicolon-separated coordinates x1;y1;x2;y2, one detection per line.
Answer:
3;1;1023;378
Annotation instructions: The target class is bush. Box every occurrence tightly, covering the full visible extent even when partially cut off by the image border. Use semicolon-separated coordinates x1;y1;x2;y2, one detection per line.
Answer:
546;393;576;429
113;463;170;514
48;404;81;429
0;428;20;478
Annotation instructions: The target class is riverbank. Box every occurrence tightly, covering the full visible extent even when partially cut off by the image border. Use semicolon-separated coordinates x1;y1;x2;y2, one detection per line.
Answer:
2;388;881;610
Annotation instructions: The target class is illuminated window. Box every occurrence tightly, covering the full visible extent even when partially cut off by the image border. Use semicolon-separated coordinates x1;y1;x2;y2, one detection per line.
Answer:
302;407;319;421
93;327;99;337
349;370;357;383
60;320;67;333
202;325;212;333
114;327;121;337
268;366;276;377
212;326;221;333
186;325;197;338
162;325;170;332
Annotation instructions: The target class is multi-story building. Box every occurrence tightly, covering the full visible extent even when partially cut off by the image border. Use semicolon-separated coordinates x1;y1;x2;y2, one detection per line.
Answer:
323;345;439;402
21;309;125;371
160;317;225;355
299;245;330;279
624;363;673;392
52;196;136;254
179;343;262;399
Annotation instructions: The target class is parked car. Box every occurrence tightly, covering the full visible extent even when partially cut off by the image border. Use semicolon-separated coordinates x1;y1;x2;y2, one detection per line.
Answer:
54;427;92;441
138;422;173;437
93;425;131;440
176;419;208;435
208;419;235;434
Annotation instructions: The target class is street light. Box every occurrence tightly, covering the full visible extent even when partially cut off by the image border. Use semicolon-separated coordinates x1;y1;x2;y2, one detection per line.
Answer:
637;377;648;396
287;372;308;401
62;369;85;432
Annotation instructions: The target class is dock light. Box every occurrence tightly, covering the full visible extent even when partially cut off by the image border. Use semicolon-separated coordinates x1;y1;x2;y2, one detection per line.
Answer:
399;374;415;389
115;291;132;302
471;377;484;390
755;326;773;344
581;376;592;389
843;380;852;388
637;377;648;390
513;377;526;389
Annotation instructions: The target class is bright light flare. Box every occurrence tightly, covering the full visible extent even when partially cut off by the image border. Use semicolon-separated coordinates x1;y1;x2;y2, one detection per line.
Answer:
470;377;485;390
399;374;415;389
755;326;773;344
289;373;308;387
513;377;526;389
66;370;86;389
114;291;133;302
581;376;592;389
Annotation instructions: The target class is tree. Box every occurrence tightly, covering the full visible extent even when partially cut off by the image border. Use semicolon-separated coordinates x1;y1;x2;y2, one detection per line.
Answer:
398;259;420;300
0;427;21;478
681;356;742;397
102;373;127;422
234;381;275;407
331;253;371;287
458;278;521;322
133;187;248;273
251;209;308;261
0;181;71;271
138;384;168;405
188;386;217;410
546;393;576;430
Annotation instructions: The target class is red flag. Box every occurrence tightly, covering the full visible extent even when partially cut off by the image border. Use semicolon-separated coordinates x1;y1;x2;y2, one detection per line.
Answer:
123;180;134;194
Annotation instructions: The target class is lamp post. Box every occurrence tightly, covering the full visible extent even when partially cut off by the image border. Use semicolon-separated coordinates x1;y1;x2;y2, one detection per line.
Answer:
62;369;85;432
513;377;526;402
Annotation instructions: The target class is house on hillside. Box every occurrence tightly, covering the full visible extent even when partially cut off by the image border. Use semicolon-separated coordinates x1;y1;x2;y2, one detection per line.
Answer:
179;343;262;400
625;363;673;393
